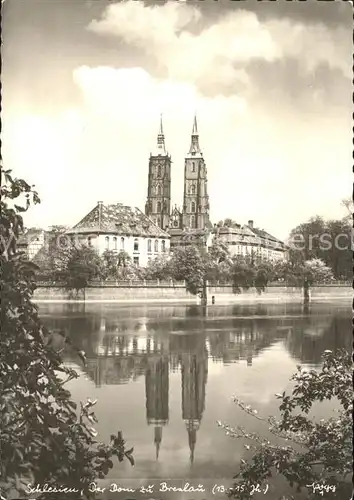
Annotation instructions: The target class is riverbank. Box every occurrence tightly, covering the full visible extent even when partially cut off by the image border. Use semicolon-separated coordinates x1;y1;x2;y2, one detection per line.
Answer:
33;284;352;304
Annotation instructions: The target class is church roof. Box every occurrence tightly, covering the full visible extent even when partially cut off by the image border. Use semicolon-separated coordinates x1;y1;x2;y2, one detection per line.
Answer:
68;203;169;238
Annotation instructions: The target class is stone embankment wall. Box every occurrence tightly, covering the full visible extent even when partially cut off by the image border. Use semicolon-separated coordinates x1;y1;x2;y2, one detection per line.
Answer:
33;284;352;303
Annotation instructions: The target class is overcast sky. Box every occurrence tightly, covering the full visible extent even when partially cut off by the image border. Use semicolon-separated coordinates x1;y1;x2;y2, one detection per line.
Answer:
2;0;352;239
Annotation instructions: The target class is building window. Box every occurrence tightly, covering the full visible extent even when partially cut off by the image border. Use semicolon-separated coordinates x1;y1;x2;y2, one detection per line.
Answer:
192;162;195;172
133;256;139;266
191;201;196;213
134;238;139;252
88;236;92;247
120;237;125;250
191;215;195;228
113;237;117;250
157;165;161;177
174;220;179;227
147;239;152;252
161;240;166;252
105;236;109;250
154;239;158;252
157;201;161;213
157;184;161;195
191;184;196;194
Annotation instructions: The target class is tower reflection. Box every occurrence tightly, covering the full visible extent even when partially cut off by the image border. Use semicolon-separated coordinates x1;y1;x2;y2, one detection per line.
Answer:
55;304;343;466
179;334;208;464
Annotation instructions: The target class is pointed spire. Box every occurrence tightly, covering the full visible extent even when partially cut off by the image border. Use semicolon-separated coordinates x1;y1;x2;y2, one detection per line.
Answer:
188;427;197;465
154;426;163;461
154;114;166;156
159;113;164;136
192;114;198;135
188;114;201;155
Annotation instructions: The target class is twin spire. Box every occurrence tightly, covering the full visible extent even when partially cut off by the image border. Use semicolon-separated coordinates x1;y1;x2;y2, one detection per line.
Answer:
154;114;201;156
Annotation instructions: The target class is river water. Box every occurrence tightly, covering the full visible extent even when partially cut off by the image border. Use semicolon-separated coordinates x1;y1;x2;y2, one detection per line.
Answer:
38;302;351;500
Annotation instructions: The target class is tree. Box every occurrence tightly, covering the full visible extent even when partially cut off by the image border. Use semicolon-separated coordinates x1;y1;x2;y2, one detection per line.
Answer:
324;219;352;280
0;168;133;499
276;258;334;303
170;245;208;295
228;256;275;294
218;349;352;500
33;226;70;279
117;250;131;268
143;255;172;281
53;245;102;292
288;215;351;280
100;250;119;280
223;218;238;228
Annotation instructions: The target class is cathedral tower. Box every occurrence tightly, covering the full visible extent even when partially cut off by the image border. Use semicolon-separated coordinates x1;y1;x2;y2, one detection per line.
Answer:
182;116;210;230
145;116;172;230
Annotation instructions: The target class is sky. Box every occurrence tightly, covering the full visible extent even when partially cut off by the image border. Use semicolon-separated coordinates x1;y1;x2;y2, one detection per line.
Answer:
2;0;352;239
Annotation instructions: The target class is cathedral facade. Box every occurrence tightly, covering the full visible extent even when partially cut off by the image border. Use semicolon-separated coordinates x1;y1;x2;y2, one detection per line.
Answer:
145;116;212;237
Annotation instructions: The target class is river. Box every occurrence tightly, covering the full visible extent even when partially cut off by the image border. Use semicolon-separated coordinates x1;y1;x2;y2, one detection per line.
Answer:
38;301;351;500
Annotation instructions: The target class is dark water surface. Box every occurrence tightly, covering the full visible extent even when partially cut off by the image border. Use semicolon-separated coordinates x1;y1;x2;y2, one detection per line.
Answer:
38;302;351;499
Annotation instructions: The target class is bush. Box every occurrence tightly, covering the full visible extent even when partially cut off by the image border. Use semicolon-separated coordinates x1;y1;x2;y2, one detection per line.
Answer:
0;168;133;499
218;349;352;500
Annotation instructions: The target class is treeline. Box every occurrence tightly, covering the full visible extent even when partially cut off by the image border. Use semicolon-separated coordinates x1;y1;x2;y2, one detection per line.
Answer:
34;235;337;301
287;213;352;281
34;209;351;294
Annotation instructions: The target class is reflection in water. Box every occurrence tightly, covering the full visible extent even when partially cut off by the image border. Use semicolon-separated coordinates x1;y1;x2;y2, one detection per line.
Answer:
145;353;169;460
39;303;351;471
179;334;208;464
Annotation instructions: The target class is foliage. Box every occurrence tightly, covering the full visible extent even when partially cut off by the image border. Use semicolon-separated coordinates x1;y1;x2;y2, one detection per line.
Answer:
169;238;234;294
229;257;275;294
33;226;70;279
288;215;352;280
220;218;239;228
0;168;133;499
95;249;144;281
116;250;131;268
170;245;208;294
100;249;120;280
275;258;334;287
52;244;102;292
218;349;352;500
143;254;172;280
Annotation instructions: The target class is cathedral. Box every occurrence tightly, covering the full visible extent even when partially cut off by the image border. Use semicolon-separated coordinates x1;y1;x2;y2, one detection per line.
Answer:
145;116;213;243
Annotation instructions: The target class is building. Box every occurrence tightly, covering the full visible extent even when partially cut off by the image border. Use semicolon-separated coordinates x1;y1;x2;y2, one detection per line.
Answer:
67;202;170;267
66;115;285;264
214;219;286;261
144;116;172;231
17;228;46;260
145;115;213;249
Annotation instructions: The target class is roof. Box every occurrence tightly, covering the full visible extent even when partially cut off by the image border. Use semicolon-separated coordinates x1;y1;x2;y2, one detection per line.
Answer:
170;227;212;246
17;228;44;246
250;227;283;244
68;203;170;238
214;223;285;249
